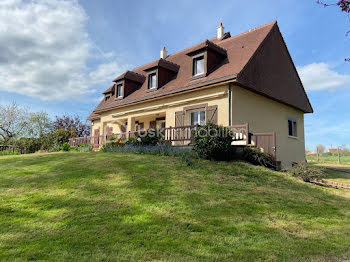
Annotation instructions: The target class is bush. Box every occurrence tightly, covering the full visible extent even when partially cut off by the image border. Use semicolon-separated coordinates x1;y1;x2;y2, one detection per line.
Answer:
192;122;233;161
287;163;325;182
134;129;163;146
61;142;70;152
76;143;92;152
241;147;276;169
17;137;42;154
53;128;75;147
0;150;19;156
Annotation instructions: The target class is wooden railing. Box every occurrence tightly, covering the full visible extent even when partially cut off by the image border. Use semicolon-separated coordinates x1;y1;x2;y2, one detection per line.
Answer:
251;132;276;159
228;123;249;145
68;124;273;156
163;125;198;142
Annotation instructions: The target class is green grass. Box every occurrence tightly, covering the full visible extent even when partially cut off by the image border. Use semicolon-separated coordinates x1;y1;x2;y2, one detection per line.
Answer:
308;162;350;185
1;152;350;261
307;155;350;164
323;169;350;185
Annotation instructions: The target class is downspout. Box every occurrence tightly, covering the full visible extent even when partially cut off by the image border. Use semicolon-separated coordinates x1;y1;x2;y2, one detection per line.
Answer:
228;83;232;126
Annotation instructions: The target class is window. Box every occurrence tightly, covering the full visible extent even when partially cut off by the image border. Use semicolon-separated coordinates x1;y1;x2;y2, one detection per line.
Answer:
288;118;297;137
189;111;205;125
116;84;123;98
148;73;157;89
105;95;110;101
193;55;204;76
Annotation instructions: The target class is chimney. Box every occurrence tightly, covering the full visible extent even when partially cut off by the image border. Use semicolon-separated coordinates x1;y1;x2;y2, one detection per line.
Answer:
160;46;168;59
217;22;224;39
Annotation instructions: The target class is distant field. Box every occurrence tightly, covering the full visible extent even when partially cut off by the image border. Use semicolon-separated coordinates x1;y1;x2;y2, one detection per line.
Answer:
307;155;350;164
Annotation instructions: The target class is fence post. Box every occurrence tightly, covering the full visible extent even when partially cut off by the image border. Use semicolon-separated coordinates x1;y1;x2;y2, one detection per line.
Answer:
245;123;249;145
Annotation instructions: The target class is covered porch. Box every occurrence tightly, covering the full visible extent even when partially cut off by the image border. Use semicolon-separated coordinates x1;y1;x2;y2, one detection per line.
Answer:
69;121;276;160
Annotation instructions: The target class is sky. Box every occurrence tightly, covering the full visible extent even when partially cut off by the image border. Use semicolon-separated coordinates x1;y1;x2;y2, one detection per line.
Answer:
0;0;349;151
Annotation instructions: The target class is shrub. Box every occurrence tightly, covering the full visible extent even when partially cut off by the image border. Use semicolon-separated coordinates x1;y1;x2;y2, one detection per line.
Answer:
0;150;19;156
17;137;42;154
192;122;233;161
135;129;163;146
76;143;92;152
61;142;70;152
53;128;75;147
287;163;325;182
242;147;276;169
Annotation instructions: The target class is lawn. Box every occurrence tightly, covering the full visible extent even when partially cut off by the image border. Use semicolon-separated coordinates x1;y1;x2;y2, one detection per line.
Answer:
307;155;350;164
308;162;350;185
1;152;350;261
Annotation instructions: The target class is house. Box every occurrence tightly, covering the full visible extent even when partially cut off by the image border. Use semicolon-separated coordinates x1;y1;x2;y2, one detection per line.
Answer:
75;21;313;169
328;148;343;155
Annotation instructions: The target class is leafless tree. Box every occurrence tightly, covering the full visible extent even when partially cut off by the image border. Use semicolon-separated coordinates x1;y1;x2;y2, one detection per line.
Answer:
316;144;326;155
0;102;30;145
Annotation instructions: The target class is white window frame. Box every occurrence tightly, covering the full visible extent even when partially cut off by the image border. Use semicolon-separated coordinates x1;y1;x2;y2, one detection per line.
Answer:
192;53;205;76
188;110;206;126
148;72;157;89
116;83;123;98
288;118;297;138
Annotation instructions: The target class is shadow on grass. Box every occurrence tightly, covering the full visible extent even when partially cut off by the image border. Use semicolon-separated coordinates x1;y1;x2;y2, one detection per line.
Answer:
1;152;350;261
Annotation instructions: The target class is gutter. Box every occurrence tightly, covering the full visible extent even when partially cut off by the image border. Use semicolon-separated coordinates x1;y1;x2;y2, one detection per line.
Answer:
228;83;232;126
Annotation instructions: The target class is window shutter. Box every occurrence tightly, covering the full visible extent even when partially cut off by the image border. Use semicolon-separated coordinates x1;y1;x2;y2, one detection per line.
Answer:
206;105;218;124
107;126;113;135
175;111;185;127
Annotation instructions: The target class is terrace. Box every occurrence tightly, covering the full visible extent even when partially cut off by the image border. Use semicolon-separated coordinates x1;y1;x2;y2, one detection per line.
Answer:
69;123;276;159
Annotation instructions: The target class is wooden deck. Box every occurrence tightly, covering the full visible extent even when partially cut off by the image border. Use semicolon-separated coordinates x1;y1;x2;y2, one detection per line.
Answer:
69;124;276;159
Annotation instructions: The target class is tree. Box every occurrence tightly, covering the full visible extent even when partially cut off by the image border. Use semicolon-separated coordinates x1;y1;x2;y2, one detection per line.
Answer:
0;102;30;145
317;0;350;13
317;1;350;60
53;115;90;137
28;111;53;138
316;144;325;155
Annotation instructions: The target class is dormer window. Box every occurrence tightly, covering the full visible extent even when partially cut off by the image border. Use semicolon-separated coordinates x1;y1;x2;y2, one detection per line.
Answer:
116;84;123;98
193;54;205;76
148;72;157;89
186;40;227;80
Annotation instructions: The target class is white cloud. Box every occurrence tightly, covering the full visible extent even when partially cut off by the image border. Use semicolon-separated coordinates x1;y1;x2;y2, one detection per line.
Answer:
89;62;128;85
297;63;350;91
0;0;125;101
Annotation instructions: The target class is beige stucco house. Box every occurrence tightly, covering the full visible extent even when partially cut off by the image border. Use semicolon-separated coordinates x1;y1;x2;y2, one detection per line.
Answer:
79;21;313;169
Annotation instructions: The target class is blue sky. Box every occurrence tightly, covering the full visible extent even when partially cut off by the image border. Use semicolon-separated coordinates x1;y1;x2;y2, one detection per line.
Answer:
0;0;349;151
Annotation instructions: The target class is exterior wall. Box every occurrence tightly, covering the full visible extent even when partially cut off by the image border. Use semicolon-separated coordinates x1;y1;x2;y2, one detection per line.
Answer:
230;85;306;169
91;119;102;135
92;84;229;134
91;83;307;168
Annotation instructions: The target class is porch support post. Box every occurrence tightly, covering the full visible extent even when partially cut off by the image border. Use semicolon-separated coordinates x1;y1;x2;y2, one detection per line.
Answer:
126;116;135;138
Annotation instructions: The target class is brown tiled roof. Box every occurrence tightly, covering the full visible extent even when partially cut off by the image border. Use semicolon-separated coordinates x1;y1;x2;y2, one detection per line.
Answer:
87;112;101;121
91;21;312;116
102;84;114;94
185;39;227;57
113;70;145;83
143;58;180;72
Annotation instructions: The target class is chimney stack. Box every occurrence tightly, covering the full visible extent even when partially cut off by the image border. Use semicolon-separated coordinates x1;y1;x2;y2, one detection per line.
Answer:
217;22;224;39
160;46;168;59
